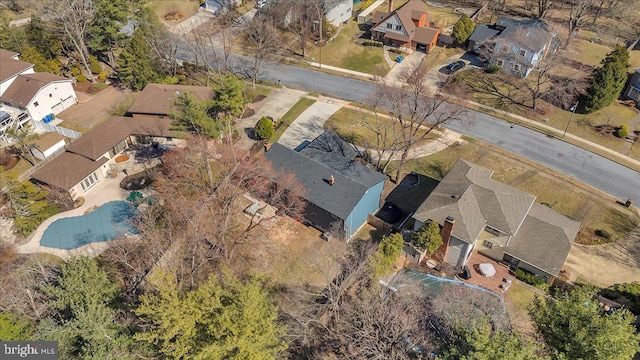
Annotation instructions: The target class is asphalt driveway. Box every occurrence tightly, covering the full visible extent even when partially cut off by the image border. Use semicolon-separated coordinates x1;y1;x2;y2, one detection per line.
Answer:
278;101;342;149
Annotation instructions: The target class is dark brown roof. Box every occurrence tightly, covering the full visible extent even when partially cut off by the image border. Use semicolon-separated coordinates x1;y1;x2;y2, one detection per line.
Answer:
0;73;71;107
66;116;172;161
32;132;66;150
370;11;388;25
385;31;410;43
31;152;109;190
0;49;19;59
0;57;34;83
128;83;214;116
414;27;440;45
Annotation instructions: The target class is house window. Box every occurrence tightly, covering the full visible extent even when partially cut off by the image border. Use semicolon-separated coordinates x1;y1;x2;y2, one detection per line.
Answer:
513;63;521;71
395;25;402;30
519;49;526;56
80;172;100;192
501;45;509;53
483;240;493;249
629;86;640;100
34;102;39;107
496;59;504;67
386;23;392;29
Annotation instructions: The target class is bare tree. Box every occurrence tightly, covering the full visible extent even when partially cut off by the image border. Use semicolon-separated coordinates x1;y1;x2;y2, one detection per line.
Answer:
276;0;319;57
536;0;554;19
375;62;466;182
39;0;95;82
242;14;283;87
565;0;595;47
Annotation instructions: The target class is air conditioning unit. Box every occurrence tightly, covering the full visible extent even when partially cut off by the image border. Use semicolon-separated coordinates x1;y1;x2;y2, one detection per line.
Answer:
321;232;332;242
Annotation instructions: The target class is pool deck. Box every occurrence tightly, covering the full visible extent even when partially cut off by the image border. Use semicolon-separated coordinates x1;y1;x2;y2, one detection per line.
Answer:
17;171;132;260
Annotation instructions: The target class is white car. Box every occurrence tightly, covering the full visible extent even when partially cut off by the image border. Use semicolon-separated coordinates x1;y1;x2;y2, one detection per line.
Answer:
256;0;266;8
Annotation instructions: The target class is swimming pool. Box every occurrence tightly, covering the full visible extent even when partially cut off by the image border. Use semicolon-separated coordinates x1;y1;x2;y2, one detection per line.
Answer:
40;201;138;250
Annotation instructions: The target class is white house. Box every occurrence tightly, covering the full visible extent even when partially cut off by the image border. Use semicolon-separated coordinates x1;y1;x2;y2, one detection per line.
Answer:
0;49;34;97
325;0;352;26
0;73;77;123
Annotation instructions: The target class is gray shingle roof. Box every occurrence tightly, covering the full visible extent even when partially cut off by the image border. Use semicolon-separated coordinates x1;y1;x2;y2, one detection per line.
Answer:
468;24;501;43
413;160;535;243
494;17;553;52
505;204;579;276
265;142;385;219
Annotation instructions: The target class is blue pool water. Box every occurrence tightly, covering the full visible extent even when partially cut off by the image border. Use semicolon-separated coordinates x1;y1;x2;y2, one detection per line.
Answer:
40;201;138;250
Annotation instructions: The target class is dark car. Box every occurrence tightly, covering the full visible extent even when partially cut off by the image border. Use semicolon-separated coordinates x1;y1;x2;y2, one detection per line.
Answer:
445;60;466;74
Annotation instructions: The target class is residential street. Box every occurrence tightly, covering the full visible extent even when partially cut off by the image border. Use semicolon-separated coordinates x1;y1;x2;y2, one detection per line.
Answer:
174;42;640;204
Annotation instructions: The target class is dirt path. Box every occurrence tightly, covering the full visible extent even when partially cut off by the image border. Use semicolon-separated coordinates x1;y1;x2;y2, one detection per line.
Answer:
564;226;640;287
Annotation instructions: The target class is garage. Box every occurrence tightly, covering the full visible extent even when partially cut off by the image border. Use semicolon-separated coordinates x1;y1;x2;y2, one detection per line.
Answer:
62;95;76;108
416;43;428;53
51;102;64;114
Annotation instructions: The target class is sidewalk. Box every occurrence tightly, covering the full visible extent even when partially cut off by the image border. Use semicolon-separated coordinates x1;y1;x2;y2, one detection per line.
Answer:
305;60;640;171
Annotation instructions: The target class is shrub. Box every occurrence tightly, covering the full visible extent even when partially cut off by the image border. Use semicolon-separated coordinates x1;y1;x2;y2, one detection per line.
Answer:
371;233;404;279
486;64;501;73
71;67;81;76
255;116;274;140
616;125;629;138
98;72;107;81
89;56;102;74
76;75;88;83
46;59;61;75
594;229;612;240
601;282;640;314
515;268;549;291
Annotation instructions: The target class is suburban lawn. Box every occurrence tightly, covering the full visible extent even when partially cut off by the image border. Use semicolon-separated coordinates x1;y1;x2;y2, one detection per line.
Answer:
270;97;316;142
503;281;539;335
563;37;612;67
397;139;640;243
0;159;34;182
630;50;640;69
152;0;199;24
307;20;389;76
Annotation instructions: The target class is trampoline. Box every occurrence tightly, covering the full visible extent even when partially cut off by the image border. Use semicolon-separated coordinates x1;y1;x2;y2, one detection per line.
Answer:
40;201;138;250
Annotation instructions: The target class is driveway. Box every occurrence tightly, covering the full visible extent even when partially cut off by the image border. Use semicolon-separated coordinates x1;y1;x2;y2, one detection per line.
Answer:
383;51;426;87
236;87;305;151
564;227;640;287
167;10;216;36
278;101;342;150
56;86;134;130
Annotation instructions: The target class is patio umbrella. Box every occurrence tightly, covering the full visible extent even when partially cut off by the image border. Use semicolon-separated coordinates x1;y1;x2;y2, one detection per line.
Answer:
479;263;496;277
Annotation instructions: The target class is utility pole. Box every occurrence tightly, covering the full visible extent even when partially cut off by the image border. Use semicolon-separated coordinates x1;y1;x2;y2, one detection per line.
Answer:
562;101;579;139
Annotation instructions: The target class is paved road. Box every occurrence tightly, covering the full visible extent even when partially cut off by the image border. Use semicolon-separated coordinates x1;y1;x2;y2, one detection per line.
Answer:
176;44;640;203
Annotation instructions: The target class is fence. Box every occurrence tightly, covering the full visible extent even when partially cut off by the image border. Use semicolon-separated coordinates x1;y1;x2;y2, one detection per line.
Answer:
32;121;82;140
367;213;393;234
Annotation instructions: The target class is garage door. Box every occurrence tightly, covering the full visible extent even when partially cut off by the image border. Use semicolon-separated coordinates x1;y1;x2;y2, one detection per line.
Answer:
51;102;64;114
416;43;427;53
445;238;468;268
62;95;75;108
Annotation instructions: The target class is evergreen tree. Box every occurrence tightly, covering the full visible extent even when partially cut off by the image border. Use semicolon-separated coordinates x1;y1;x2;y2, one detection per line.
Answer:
117;29;159;90
135;270;287;360
5;179;58;236
171;92;221;138
19;46;59;74
452;15;475;45
412;219;442;257
255;117;274;140
529;285;640;360
88;0;128;54
371;233;404;278
26;16;62;60
0;313;33;341
442;326;545;360
582;45;630;113
0;11;25;52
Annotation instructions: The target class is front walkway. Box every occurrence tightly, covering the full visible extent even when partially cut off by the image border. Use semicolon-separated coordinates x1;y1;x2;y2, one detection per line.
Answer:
17;171;130;260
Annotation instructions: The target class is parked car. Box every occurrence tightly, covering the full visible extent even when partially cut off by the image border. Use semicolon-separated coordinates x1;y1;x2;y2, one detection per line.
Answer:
445;61;466;74
256;0;267;8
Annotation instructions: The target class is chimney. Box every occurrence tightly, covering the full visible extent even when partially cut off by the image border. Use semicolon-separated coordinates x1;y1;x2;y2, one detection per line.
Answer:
440;216;455;248
329;175;335;186
388;0;393;13
264;142;271;152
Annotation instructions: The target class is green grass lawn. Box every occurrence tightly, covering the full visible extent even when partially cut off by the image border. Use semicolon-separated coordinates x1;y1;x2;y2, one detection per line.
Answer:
629;50;640;69
564;38;612;67
307;20;389;76
270;97;316;142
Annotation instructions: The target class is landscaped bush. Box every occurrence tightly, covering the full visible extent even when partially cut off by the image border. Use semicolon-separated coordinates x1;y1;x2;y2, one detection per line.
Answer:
76;75;88;83
89;56;102;74
363;41;383;47
515;268;549;291
98;72;107;81
255;116;274;140
486;64;501;73
595;229;613;240
71;67;81;76
616;125;629;138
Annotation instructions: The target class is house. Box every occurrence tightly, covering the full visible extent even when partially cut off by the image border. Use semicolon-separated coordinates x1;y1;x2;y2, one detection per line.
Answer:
31;116;175;199
467;17;556;78
0;49;34;97
203;0;241;15
370;0;441;53
0;73;77;123
624;67;640;104
325;0;352;27
412;160;580;281
127;83;214;120
264;131;386;240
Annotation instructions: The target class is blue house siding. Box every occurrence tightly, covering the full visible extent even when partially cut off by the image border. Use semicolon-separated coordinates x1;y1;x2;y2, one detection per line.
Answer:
344;180;385;239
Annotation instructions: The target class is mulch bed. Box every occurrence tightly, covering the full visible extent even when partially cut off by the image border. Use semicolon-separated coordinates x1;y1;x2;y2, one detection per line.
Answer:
115;154;130;163
73;81;108;95
0;150;19;170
